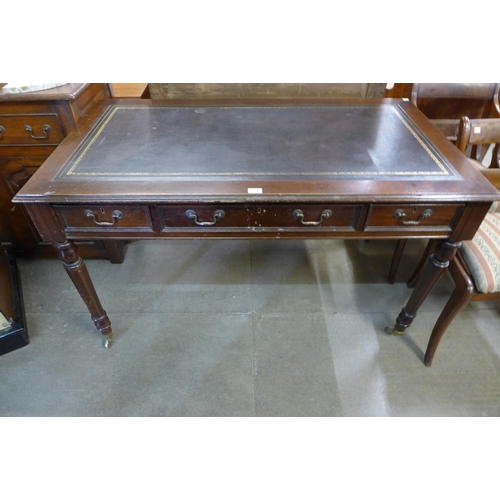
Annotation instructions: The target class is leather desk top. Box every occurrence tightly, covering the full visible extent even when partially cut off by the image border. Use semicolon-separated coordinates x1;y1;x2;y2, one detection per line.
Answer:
14;99;500;204
59;104;458;180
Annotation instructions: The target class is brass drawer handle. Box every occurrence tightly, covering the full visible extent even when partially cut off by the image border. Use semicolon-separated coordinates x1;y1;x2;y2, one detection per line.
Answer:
0;125;5;138
185;209;225;226
293;209;332;226
394;208;433;225
24;124;51;140
84;209;123;226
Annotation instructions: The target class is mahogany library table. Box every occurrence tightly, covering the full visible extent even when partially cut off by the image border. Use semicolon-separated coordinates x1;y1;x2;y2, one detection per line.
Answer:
13;99;500;366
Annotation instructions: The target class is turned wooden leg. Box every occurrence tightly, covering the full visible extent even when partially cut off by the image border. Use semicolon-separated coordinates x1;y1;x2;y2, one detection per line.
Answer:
424;256;474;366
54;240;113;347
387;240;462;345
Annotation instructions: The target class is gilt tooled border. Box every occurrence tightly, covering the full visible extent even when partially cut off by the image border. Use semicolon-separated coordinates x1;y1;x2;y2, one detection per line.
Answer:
66;106;121;175
65;105;454;178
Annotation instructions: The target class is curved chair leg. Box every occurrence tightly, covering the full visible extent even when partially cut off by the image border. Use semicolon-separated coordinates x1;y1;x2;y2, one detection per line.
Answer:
424;257;474;366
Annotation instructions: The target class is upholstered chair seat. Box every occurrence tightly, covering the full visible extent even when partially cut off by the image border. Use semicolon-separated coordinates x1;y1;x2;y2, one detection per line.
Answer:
461;212;500;294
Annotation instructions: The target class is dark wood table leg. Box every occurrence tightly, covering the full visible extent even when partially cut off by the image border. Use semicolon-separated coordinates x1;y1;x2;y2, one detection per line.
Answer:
388;239;407;284
406;240;437;288
386;239;462;356
54;240;113;347
103;240;126;264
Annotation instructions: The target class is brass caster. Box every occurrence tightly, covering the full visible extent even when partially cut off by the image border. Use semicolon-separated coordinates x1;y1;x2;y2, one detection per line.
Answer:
385;326;405;336
103;333;114;348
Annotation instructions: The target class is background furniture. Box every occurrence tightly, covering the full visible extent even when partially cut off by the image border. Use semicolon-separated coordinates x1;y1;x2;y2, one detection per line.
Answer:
423;117;500;365
0;83;125;262
457;116;500;170
0;83;124;354
411;83;500;141
0;244;28;354
109;83;148;98
384;83;412;99
147;83;387;100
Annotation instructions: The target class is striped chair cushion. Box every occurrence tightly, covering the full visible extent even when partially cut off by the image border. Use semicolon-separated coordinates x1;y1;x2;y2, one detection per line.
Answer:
461;212;500;293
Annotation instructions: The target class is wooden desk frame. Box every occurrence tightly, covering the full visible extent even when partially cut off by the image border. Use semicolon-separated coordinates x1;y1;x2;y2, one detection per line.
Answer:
14;98;500;366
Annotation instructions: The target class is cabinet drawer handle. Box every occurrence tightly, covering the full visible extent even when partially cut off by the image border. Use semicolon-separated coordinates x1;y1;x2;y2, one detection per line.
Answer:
394;208;433;225
84;209;123;226
185;209;225;226
0;125;5;138
293;209;332;226
24;124;51;140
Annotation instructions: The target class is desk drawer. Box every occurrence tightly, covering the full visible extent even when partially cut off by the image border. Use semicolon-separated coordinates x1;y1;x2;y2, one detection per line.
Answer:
248;204;361;230
0;114;64;145
54;205;154;233
159;204;248;231
364;204;464;232
158;204;361;233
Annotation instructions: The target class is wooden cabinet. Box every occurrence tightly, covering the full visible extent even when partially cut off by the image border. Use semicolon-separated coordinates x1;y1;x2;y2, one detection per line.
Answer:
0;83;124;261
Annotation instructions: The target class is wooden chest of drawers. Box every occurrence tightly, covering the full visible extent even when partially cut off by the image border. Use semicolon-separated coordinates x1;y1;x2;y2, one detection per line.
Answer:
0;83;124;261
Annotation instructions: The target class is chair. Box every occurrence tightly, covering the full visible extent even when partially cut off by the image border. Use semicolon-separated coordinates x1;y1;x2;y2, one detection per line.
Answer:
457;116;500;170
418;117;500;366
411;83;500;141
387;83;500;284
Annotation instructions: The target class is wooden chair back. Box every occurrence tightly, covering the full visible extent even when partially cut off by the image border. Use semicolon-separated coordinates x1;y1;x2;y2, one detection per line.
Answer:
411;83;499;101
410;83;500;142
411;83;500;116
457;117;500;171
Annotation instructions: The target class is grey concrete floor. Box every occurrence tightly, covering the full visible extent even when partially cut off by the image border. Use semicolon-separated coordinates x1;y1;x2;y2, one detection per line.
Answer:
1;238;500;416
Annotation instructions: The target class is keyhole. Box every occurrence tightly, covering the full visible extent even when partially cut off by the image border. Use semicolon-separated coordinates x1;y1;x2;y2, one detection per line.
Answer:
100;208;105;214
